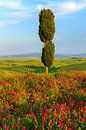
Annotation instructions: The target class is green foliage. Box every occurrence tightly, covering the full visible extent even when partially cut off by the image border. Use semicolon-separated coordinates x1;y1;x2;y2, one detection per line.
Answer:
41;42;55;67
39;9;55;44
39;8;55;71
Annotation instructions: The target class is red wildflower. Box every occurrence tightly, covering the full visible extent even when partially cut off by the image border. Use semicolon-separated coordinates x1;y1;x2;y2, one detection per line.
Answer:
12;124;16;128
68;127;73;130
9;104;14;109
30;110;34;115
22;127;27;130
5;126;9;130
26;113;30;118
67;106;70;112
82;106;86;114
43;113;47;121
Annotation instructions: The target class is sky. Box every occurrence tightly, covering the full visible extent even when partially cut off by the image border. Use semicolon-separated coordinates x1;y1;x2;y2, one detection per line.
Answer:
0;0;86;56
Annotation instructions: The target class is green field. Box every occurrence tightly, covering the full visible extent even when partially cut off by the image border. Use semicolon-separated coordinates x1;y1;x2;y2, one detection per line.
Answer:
0;57;86;75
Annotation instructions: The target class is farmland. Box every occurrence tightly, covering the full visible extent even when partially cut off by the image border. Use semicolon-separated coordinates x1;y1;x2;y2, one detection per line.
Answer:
0;57;86;75
0;58;86;129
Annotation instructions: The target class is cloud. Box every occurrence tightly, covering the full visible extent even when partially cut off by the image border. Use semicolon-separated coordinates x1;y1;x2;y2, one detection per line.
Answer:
6;5;37;22
57;1;86;15
0;0;23;10
37;0;86;16
0;0;34;26
0;19;19;26
8;11;33;20
0;0;86;27
37;4;44;11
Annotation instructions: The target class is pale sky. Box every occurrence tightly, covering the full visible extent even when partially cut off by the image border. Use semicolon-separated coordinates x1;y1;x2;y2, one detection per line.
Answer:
0;0;86;56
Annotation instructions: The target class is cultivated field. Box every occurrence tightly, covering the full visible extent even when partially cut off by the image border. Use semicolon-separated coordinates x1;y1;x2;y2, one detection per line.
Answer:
0;58;86;129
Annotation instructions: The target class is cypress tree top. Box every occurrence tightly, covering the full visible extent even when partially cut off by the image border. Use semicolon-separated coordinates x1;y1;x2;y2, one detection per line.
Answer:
39;9;55;44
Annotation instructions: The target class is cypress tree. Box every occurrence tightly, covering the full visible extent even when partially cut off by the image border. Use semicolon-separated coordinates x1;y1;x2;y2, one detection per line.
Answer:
39;9;55;74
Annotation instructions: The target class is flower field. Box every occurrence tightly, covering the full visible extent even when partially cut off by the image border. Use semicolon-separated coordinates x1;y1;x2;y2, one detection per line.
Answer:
0;72;86;130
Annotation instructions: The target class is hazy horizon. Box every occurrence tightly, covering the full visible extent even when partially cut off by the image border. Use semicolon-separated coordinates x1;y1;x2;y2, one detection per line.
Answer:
0;52;86;57
0;0;86;56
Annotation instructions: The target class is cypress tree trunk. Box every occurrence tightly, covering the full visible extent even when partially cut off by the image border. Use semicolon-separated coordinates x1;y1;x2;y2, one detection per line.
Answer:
46;66;48;75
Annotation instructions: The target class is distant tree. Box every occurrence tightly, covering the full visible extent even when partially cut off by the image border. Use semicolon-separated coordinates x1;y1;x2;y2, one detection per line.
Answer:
39;9;55;74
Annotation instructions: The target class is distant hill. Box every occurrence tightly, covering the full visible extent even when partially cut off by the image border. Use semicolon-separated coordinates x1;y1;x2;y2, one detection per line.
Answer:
55;54;86;58
0;53;86;58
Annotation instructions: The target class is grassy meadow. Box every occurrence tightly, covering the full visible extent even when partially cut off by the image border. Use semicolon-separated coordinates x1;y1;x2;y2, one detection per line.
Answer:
0;57;86;75
0;57;86;129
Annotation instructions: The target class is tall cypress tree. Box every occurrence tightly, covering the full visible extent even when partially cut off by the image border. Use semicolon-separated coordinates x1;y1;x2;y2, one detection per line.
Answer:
39;9;55;74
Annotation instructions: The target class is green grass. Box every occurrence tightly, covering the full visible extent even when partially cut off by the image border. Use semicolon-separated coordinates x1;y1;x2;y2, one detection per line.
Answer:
61;62;86;71
0;57;86;75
